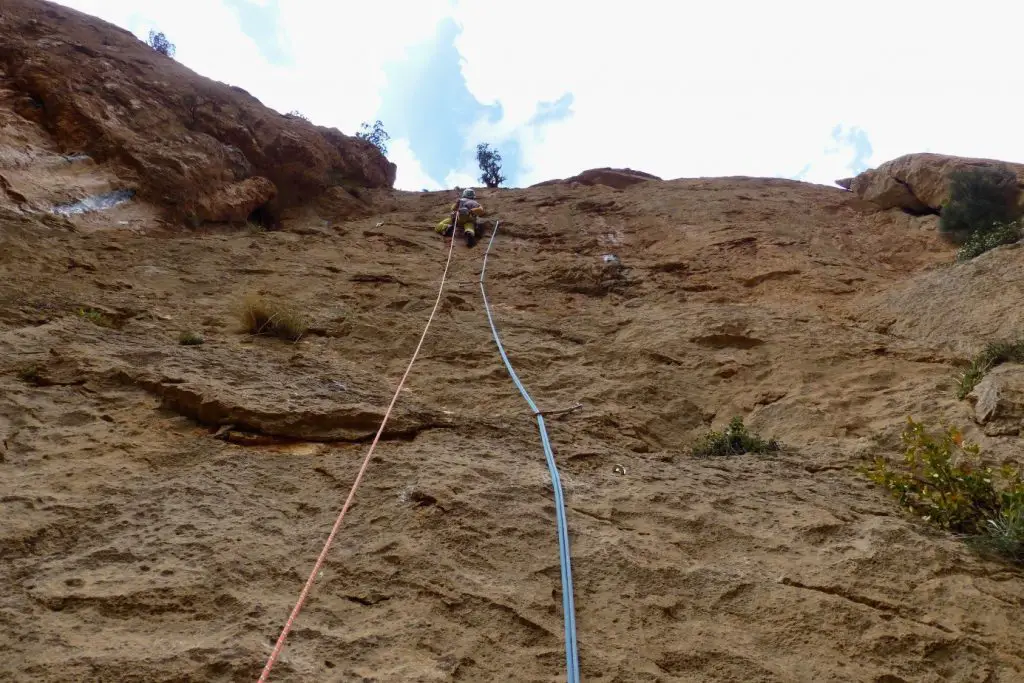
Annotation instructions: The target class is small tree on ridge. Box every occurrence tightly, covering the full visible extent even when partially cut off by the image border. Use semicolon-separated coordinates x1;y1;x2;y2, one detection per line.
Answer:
356;120;390;156
476;143;506;188
148;30;176;58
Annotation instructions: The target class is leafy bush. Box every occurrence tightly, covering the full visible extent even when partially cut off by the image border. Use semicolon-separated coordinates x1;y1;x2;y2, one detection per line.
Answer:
356;120;390;156
178;331;205;346
17;364;43;385
239;295;307;342
863;418;1024;562
147;30;176;58
476;143;506;188
287;110;310;122
955;339;1024;399
939;166;1020;244
692;416;781;458
77;307;115;328
955;220;1022;262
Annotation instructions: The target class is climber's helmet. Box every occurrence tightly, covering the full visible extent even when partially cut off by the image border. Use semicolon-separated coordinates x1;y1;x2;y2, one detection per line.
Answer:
462;188;476;200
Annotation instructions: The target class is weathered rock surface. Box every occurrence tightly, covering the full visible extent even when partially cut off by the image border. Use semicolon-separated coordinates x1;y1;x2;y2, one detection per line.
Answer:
0;0;395;225
852;239;1024;356
196;176;277;224
844;152;1024;213
1;3;1024;682
5;167;1024;681
968;363;1024;436
532;167;662;190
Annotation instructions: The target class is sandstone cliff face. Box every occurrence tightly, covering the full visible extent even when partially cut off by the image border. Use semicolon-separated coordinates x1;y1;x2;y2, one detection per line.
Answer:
969;363;1024;436
4;171;1024;681
841;152;1024;214
2;3;1024;683
531;167;662;190
0;0;395;224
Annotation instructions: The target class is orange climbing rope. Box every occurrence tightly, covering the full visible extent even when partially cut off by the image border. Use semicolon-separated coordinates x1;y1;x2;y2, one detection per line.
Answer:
257;229;459;682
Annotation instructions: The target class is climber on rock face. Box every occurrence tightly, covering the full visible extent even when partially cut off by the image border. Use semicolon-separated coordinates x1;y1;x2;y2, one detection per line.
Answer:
435;188;485;248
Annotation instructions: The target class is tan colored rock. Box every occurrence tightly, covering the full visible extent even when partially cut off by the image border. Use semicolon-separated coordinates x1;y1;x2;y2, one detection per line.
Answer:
847;153;1024;213
128;370;445;442
849;167;930;213
0;0;395;225
196;176;276;223
7;6;1024;680
968;363;1024;436
532;167;661;190
4;166;1024;681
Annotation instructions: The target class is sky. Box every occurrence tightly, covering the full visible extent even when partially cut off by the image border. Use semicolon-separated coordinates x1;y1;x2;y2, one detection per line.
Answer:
54;0;1024;192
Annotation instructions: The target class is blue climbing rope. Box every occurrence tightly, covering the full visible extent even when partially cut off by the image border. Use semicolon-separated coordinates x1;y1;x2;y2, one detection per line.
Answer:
479;221;581;683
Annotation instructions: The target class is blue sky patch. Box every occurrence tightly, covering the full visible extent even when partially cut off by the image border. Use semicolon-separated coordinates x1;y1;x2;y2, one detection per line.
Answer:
832;124;873;174
529;93;574;127
376;18;523;186
223;0;290;66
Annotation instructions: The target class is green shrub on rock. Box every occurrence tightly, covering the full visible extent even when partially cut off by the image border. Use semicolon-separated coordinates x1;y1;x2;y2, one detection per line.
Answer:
939;166;1021;258
955;220;1022;262
692;417;781;458
863;417;1024;563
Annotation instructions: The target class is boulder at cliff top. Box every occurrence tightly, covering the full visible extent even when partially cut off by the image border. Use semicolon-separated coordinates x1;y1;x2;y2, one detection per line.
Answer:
842;153;1024;214
0;0;395;223
532;167;662;190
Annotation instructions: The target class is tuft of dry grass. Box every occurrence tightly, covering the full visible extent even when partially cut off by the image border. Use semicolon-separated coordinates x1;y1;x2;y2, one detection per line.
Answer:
238;294;307;342
955;339;1024;399
178;330;205;346
77;307;116;328
17;364;44;385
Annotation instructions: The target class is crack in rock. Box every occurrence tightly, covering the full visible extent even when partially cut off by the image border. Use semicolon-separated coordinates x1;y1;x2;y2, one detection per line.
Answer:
110;370;452;442
780;578;954;634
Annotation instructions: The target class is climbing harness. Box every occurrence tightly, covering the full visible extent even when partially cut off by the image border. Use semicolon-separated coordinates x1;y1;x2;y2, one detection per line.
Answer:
479;221;582;683
257;230;459;682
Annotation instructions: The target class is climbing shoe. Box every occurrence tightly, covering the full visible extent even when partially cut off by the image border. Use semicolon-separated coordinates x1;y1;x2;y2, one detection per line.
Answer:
465;230;477;248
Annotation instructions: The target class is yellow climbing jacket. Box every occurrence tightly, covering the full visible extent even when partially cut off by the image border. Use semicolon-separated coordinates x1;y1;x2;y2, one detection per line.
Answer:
436;198;485;236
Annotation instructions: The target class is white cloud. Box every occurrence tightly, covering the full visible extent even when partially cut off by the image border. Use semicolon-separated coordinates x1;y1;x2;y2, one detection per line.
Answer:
450;0;1024;186
52;0;453;134
443;169;479;191
51;0;1024;190
270;0;452;128
389;138;442;191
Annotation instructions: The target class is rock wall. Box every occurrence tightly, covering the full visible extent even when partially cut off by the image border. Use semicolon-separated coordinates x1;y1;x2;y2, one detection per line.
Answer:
0;0;396;224
531;167;662;190
840;153;1024;214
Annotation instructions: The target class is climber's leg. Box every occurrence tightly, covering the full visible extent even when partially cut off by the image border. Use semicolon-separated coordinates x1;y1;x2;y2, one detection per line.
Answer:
436;217;453;236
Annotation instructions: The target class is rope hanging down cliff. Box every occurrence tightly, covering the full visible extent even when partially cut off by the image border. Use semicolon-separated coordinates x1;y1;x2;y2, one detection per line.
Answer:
479;220;582;683
259;214;581;682
257;229;459;682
